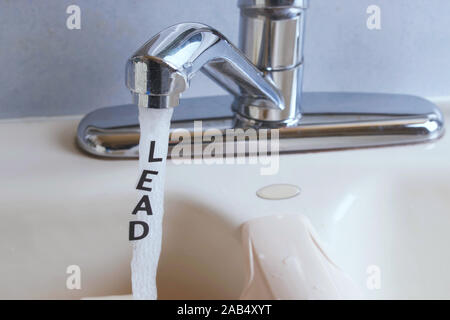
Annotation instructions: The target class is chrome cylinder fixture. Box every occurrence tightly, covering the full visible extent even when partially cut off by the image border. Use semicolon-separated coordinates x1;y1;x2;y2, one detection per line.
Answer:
236;0;308;126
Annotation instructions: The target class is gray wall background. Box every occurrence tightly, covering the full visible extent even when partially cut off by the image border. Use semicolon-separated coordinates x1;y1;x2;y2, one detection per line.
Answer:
0;0;449;119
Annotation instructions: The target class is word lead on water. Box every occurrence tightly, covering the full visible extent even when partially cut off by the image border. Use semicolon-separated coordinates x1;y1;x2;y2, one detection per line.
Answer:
129;141;162;241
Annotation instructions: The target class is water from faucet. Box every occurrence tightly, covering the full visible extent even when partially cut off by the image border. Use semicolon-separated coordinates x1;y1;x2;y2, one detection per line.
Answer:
130;107;173;300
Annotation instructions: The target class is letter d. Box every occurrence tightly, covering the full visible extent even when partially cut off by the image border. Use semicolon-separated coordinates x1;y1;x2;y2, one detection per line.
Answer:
129;221;149;241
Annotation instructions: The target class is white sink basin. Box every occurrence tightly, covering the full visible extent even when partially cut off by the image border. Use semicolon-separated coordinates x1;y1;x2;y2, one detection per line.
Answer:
0;100;448;299
329;169;450;299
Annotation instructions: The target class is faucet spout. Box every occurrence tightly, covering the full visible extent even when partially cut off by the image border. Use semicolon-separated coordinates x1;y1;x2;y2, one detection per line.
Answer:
126;23;285;110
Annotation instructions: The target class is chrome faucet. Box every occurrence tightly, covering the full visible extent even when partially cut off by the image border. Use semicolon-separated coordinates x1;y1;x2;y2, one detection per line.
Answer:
125;23;284;112
77;0;444;158
237;0;306;126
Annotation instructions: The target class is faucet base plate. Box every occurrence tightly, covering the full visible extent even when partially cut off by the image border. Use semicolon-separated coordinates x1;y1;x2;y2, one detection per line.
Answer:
76;92;445;159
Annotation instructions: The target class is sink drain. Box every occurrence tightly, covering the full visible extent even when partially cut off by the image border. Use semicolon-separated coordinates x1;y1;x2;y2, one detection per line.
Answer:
256;184;301;200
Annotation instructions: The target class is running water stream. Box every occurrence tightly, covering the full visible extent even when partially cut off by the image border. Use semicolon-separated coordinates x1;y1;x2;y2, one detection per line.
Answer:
131;106;174;300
